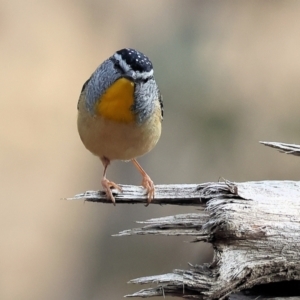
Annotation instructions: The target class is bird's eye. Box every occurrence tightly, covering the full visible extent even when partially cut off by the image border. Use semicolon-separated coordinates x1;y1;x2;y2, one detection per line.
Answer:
136;76;151;84
114;60;122;71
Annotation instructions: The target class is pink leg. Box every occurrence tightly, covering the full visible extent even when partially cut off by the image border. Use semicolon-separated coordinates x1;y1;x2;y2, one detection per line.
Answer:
101;157;122;205
131;158;155;206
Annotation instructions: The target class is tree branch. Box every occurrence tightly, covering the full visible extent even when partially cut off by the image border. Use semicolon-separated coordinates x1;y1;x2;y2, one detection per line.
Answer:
260;141;300;156
67;182;237;206
68;180;300;299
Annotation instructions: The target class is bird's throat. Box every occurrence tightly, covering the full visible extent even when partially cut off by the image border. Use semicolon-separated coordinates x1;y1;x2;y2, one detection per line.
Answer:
96;77;135;123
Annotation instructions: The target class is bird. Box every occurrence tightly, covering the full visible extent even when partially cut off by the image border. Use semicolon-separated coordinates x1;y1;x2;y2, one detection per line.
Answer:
77;48;163;206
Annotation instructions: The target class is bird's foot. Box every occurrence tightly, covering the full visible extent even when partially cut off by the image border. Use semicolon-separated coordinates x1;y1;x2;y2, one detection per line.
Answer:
101;178;122;206
141;174;155;206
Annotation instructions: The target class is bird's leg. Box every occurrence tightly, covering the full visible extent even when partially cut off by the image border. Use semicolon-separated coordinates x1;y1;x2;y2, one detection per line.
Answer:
131;158;155;206
101;157;122;205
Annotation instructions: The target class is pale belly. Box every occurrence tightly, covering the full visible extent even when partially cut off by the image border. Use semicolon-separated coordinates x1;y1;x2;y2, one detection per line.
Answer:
77;107;161;161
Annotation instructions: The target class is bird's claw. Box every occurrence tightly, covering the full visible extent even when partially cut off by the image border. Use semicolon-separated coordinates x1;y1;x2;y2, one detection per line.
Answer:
101;178;122;205
141;174;155;206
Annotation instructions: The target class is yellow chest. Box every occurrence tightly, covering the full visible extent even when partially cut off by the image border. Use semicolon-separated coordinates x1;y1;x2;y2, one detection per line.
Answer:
95;77;135;123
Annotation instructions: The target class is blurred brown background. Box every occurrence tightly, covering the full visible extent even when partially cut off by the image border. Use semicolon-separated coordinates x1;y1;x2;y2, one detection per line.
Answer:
2;1;300;299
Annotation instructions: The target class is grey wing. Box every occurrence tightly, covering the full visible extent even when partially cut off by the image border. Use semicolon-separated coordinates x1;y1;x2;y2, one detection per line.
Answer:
77;77;91;110
158;90;163;120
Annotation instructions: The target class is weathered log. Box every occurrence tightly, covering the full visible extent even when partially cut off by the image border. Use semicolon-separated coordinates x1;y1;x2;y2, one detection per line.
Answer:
68;142;300;299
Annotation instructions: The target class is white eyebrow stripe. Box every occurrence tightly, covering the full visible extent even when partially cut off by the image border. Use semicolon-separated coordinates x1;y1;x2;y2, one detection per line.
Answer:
113;53;131;72
112;52;154;79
